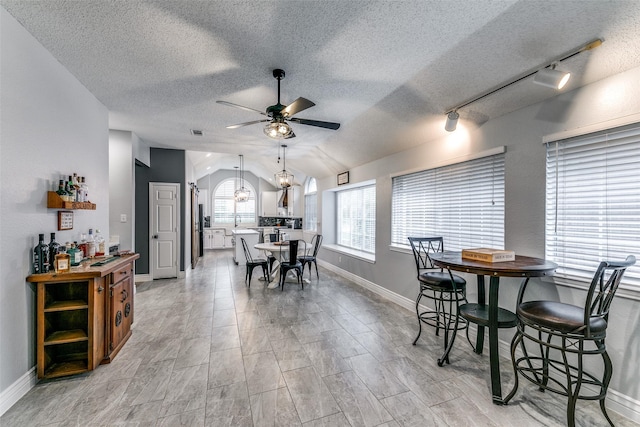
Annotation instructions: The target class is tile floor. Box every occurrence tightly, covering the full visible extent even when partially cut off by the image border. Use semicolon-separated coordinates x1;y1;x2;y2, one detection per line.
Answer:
2;249;638;426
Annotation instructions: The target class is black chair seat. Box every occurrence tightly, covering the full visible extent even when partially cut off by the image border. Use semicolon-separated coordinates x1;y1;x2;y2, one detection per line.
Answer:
418;271;466;291
517;301;607;334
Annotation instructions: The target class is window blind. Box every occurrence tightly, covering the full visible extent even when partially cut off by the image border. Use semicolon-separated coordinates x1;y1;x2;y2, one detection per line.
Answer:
213;179;256;224
545;123;640;287
337;185;376;253
304;178;317;231
391;153;505;250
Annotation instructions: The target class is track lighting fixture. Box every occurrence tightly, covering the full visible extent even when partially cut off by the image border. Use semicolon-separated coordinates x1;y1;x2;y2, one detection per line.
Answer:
443;38;602;131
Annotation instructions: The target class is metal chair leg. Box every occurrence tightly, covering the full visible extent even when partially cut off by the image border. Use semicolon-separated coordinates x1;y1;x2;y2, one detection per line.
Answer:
412;292;423;345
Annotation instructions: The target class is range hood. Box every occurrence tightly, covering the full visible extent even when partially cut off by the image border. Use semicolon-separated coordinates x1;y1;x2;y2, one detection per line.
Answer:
277;188;288;208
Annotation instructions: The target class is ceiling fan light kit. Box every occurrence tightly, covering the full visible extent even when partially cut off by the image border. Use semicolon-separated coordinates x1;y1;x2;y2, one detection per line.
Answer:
443;38;603;131
218;68;340;139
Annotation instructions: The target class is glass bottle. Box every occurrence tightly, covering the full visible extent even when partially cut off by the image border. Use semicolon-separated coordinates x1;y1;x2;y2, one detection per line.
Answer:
54;247;70;273
81;177;89;202
33;233;49;273
67;175;76;202
87;229;96;258
56;180;66;200
48;232;60;266
94;229;105;257
68;243;82;267
78;233;87;258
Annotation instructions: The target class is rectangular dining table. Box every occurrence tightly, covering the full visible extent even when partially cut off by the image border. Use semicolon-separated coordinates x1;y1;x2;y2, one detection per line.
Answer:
429;251;557;404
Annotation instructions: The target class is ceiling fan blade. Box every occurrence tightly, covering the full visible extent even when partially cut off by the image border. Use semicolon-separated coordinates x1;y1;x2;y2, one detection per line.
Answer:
288;117;340;130
226;119;270;129
282;97;315;117
217;100;267;116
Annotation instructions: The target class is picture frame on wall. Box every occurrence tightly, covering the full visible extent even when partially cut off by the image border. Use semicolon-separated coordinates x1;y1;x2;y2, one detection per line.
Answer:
337;171;349;185
58;211;73;230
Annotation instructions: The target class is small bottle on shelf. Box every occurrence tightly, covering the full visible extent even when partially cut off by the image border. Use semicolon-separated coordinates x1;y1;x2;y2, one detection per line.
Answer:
68;242;82;267
56;180;67;200
94;229;105;257
67;175;76;202
81;177;89;202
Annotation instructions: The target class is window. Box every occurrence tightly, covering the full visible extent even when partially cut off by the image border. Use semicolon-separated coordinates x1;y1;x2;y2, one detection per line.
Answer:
545;123;640;288
212;178;256;224
391;152;505;250
337;185;376;253
304;177;317;231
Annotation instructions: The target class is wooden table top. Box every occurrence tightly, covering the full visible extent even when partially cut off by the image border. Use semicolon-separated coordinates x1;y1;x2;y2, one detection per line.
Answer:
429;251;557;278
27;253;139;282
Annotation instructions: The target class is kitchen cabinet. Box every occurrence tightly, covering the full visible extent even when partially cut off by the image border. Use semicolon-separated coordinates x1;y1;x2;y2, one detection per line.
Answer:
27;254;139;379
204;229;225;249
261;191;277;216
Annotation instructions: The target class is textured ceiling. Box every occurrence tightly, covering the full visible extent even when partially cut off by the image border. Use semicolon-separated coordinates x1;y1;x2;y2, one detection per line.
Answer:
3;0;640;183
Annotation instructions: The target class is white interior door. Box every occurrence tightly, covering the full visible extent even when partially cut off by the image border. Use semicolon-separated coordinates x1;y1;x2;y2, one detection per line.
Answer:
150;183;179;279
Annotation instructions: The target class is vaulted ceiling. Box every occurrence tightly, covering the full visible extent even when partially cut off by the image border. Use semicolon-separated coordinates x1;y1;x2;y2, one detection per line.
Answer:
3;0;640;184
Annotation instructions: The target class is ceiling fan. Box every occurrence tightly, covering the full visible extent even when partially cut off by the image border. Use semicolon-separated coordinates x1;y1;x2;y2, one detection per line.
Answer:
217;69;340;139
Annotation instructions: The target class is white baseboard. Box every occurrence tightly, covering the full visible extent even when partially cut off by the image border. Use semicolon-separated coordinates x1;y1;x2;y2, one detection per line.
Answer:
134;273;152;283
0;367;37;417
317;259;640;423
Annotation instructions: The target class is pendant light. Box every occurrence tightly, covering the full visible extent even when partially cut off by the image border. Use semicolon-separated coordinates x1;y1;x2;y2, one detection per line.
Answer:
274;144;294;188
234;154;250;202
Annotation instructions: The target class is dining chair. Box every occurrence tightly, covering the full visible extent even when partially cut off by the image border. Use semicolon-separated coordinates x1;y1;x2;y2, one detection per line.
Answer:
241;237;269;286
504;255;636;427
279;239;305;291
408;237;467;366
299;234;323;279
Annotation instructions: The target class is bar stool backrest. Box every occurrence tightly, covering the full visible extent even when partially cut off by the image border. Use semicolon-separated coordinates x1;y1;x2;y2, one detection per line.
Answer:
408;237;444;275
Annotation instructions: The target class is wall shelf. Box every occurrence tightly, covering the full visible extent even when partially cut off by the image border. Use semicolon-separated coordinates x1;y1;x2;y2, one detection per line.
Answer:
47;191;96;210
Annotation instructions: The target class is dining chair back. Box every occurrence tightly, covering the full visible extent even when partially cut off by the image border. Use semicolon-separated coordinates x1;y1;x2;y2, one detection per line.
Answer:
279;239;305;291
300;234;323;279
241;237;269;286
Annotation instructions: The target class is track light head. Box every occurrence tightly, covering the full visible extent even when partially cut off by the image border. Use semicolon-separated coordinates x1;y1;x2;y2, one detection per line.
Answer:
445;111;459;132
533;63;570;90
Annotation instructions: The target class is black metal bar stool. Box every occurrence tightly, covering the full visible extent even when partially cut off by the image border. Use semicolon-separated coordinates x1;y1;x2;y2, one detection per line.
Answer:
408;237;467;366
504;255;636;426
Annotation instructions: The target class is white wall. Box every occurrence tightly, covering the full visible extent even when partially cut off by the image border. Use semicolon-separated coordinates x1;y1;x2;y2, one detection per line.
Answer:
109;130;134;252
0;8;109;414
317;65;640;414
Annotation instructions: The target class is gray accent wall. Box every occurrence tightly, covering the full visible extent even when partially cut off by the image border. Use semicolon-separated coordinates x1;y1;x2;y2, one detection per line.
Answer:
134;148;186;274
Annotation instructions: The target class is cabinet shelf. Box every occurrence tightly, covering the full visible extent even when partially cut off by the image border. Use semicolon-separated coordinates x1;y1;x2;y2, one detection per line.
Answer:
44;356;88;378
47;191;96;210
44;300;88;312
44;329;88;345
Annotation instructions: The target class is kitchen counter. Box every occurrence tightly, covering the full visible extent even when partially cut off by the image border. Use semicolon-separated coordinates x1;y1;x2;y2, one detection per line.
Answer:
230;229;259;235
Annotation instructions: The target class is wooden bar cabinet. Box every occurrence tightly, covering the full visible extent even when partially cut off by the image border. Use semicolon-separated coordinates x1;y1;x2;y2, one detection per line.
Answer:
27;254;139;379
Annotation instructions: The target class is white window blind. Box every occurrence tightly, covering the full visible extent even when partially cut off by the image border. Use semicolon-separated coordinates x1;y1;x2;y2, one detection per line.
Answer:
213;179;256;224
392;153;505;250
304;177;317;231
337;185;376;253
545;123;640;288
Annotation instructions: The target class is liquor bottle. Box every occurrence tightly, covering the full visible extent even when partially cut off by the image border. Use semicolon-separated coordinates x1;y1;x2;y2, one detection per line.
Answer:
94;229;106;257
81;177;89;202
68;243;82;267
78;233;88;258
48;233;60;265
87;229;96;258
77;176;86;202
33;234;49;273
54;247;70;273
68;175;76;202
56;180;67;200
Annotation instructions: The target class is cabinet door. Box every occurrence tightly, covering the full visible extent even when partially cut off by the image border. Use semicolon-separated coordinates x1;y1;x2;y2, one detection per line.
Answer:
261;191;277;216
213;230;225;248
91;278;106;369
110;280;125;354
